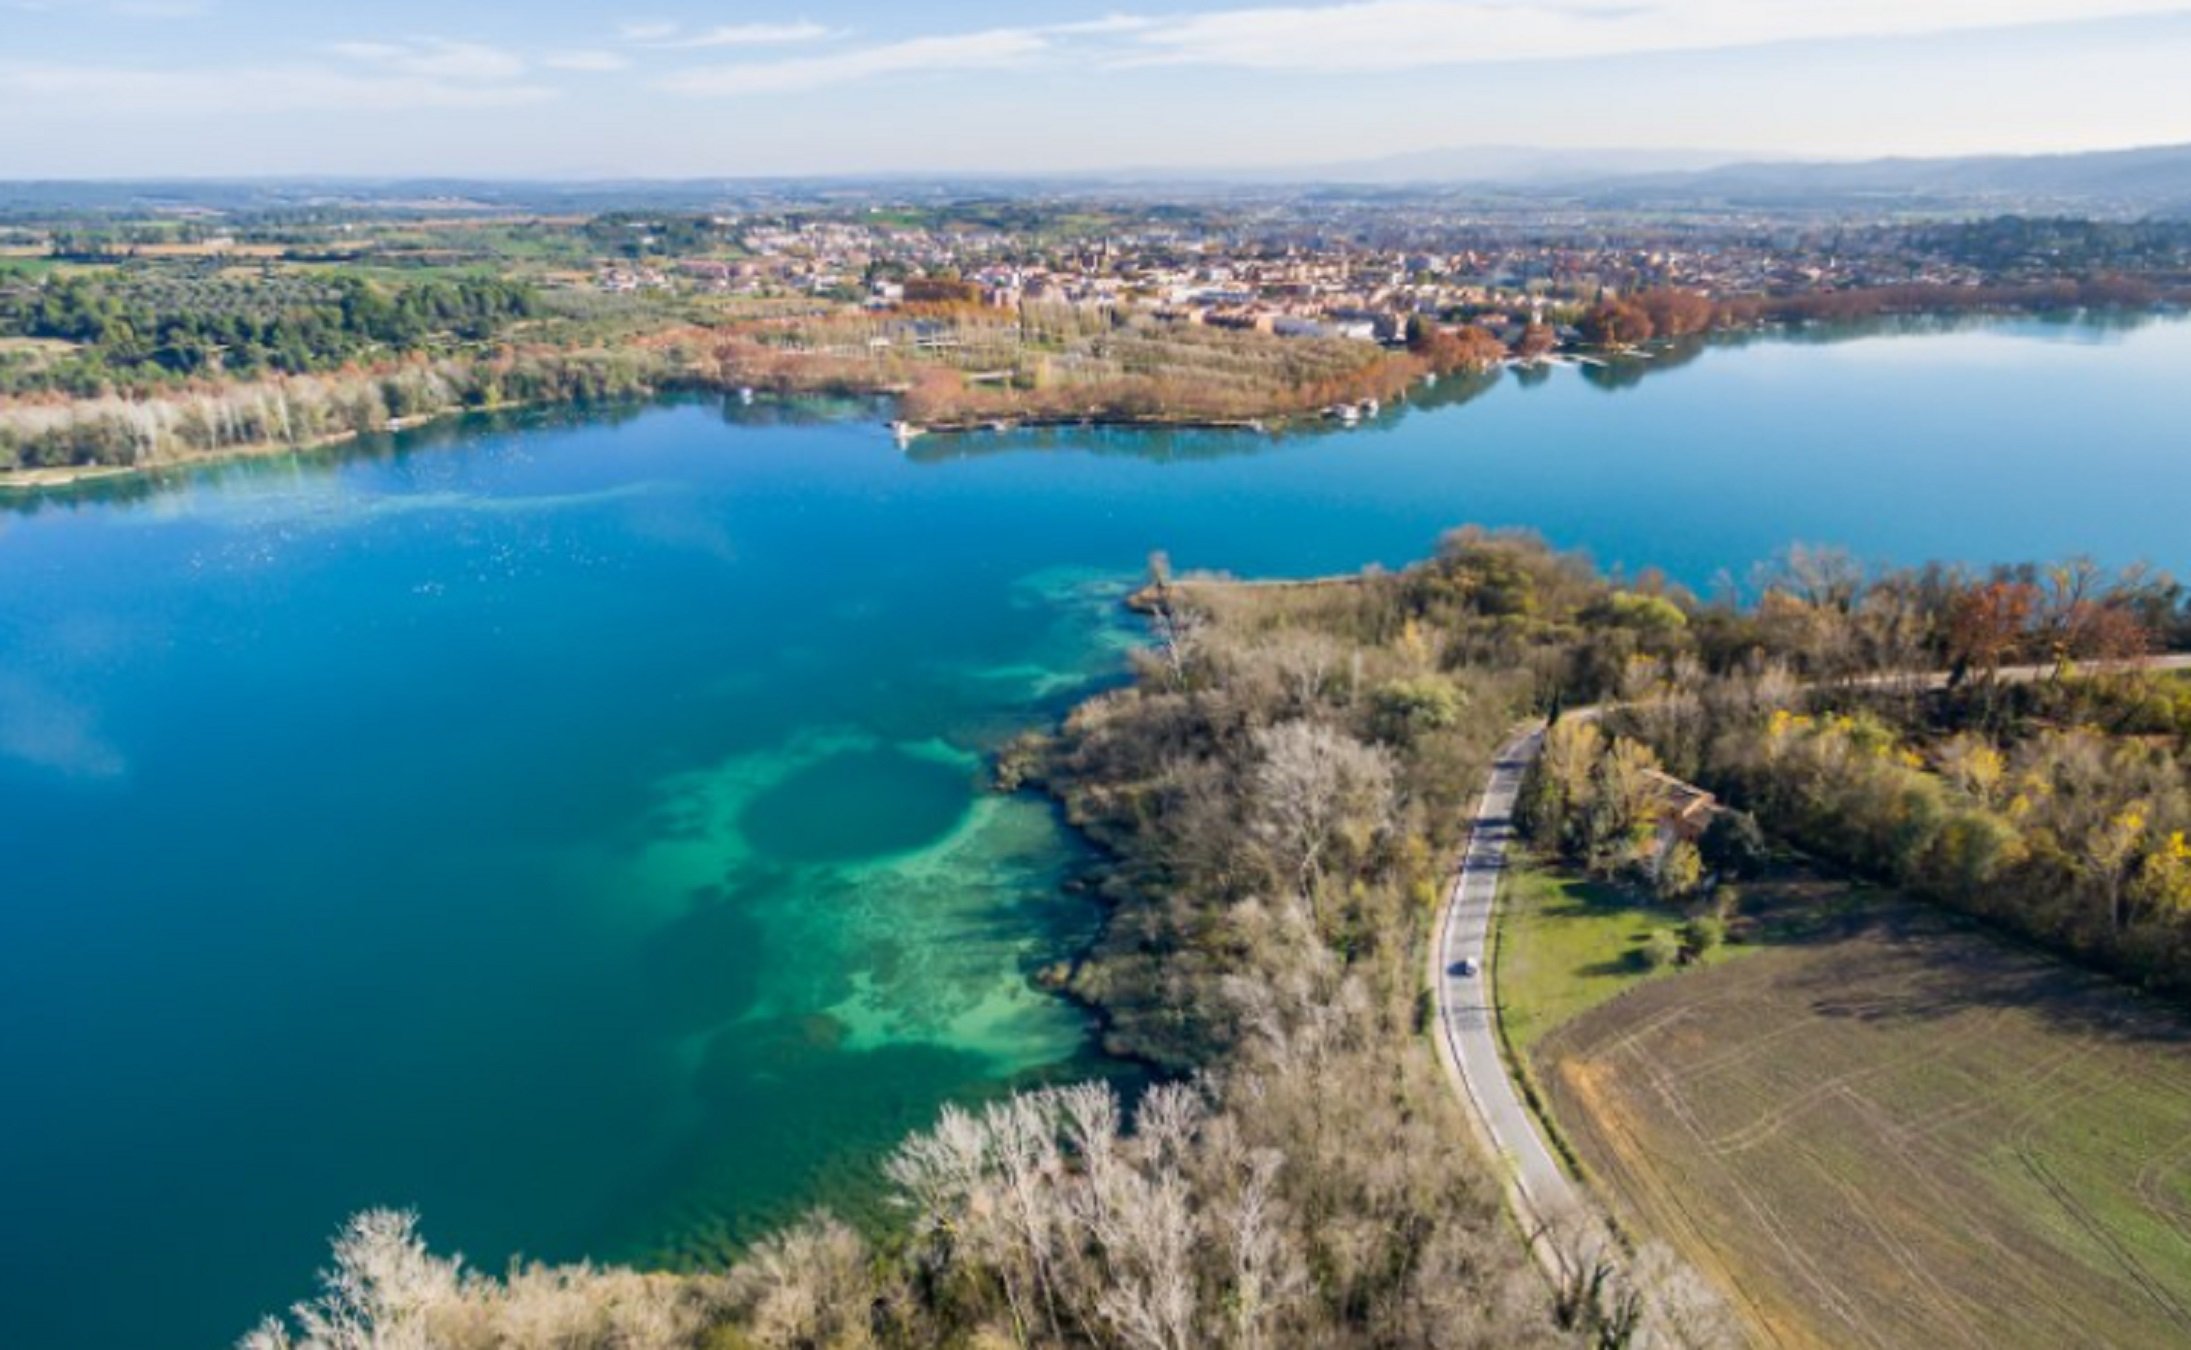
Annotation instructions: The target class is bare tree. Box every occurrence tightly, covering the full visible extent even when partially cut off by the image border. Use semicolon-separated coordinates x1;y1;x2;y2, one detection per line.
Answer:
1259;630;1345;716
1249;720;1397;904
243;1209;463;1350
1144;552;1207;688
727;1213;878;1349
242;1210;729;1350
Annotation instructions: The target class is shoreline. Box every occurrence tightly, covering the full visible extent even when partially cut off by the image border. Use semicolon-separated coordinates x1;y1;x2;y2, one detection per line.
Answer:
10;302;2183;498
0;387;1353;498
0;397;586;495
903;413;1277;437
0;417;448;492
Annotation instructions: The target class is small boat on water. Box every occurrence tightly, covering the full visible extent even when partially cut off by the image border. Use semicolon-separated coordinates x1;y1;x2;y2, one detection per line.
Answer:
890;421;924;446
738;387;756;406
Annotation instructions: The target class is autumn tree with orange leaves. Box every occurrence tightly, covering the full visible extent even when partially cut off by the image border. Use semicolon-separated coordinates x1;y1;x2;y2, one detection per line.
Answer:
1578;298;1653;347
1407;319;1508;375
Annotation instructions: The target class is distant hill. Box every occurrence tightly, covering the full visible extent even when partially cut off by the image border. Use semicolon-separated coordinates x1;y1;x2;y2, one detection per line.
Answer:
1187;144;1746;186
1094;141;2191;213
1169;141;2189;213
7;143;2191;217
1466;143;2191;214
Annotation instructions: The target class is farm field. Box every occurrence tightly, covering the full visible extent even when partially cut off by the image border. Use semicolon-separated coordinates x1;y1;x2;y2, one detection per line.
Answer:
1533;889;2191;1349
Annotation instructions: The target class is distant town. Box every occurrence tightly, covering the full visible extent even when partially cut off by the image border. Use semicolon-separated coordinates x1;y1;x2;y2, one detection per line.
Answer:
589;204;2185;341
5;186;2189;480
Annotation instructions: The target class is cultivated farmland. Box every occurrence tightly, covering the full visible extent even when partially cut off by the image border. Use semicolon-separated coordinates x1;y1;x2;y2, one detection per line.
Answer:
1538;895;2191;1349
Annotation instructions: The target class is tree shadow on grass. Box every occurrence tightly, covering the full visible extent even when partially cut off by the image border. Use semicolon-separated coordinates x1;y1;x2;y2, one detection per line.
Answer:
1579;956;1651;979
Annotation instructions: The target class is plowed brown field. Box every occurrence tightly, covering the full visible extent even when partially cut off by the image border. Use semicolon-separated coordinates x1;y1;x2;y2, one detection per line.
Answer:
1541;899;2191;1349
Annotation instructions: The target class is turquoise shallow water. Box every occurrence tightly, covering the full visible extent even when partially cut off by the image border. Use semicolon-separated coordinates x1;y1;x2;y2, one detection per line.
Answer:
3;315;2189;1347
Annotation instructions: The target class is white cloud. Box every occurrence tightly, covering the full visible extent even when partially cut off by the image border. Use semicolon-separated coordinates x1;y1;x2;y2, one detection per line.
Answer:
1119;0;2191;71
637;21;836;49
618;20;681;42
660;27;1050;96
112;0;208;17
326;41;405;61
1045;14;1160;38
0;60;557;113
330;38;527;81
542;49;631;72
657;0;2191;97
650;2;2189;97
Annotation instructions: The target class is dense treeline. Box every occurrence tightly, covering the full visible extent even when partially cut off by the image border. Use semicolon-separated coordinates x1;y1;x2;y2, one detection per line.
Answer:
1464;539;2191;994
582;213;736;259
244;532;1739;1350
1577;291;1719;347
1408;316;1510;375
0;347;686;473
1598;663;2191;997
716;303;1453;428
0;267;538;395
1515;721;1732;903
1578;278;2177;349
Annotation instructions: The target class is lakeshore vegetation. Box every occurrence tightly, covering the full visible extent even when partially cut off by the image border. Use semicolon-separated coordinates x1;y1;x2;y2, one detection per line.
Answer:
9;199;2189;487
0;278;1469;481
244;529;2191;1349
245;532;1766;1350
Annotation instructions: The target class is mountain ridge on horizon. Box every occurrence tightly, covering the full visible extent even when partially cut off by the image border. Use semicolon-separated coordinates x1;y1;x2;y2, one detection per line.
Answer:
5;140;2190;215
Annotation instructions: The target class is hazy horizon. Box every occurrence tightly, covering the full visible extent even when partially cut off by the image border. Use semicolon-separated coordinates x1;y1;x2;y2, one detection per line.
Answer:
5;1;2191;178
15;139;2191;189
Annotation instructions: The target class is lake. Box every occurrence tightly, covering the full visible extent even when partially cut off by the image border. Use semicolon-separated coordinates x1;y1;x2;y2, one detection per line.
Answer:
3;314;2187;1347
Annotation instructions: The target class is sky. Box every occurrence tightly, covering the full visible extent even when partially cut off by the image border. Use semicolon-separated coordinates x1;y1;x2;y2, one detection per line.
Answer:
3;0;2191;177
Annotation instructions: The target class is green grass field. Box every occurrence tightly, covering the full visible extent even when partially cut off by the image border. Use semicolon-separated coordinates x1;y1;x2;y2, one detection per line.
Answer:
1523;881;2191;1348
1495;860;1794;1055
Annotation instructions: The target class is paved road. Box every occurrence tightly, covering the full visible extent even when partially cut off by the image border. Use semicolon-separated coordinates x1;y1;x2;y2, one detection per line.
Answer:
1429;655;2191;1283
1429;723;1586;1268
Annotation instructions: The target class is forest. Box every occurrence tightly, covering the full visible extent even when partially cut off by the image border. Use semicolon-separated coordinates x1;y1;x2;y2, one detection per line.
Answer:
0;266;539;394
710;300;1487;430
0;346;691;475
1575;278;2178;349
0;282;1515;478
1505;548;2191;995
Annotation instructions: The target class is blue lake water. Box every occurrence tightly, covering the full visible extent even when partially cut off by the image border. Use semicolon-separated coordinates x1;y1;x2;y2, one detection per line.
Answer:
2;314;2188;1347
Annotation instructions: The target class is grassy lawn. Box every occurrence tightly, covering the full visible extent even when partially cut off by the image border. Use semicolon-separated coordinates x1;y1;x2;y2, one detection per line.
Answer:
1494;860;1749;1055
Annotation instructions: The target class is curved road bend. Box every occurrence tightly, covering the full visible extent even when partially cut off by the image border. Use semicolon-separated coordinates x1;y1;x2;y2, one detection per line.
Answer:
1429;723;1592;1273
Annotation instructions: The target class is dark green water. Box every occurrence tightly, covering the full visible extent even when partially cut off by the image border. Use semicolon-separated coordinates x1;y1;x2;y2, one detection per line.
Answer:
3;316;2188;1347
